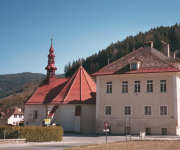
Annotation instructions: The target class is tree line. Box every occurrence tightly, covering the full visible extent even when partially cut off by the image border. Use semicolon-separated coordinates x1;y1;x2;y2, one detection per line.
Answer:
64;23;180;77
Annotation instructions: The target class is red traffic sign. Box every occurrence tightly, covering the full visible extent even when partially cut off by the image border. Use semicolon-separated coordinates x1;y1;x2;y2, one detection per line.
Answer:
104;122;109;129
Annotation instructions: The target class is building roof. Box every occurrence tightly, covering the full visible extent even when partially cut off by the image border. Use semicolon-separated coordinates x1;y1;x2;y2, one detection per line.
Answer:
25;78;69;105
25;66;96;105
92;47;179;76
0;108;23;120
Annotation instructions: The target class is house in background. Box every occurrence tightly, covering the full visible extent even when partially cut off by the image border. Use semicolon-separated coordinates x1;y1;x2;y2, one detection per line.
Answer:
24;39;96;134
92;41;180;135
0;107;24;125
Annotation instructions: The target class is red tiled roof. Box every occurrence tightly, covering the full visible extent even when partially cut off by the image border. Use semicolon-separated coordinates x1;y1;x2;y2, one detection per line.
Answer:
25;66;96;105
14;109;23;115
25;78;69;104
92;47;179;76
128;57;141;62
52;66;96;104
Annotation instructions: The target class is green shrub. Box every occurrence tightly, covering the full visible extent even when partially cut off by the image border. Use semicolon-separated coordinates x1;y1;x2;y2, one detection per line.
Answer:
0;126;21;139
0;125;63;142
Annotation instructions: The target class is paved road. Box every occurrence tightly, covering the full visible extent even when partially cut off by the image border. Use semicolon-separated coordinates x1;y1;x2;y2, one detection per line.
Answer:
1;133;180;150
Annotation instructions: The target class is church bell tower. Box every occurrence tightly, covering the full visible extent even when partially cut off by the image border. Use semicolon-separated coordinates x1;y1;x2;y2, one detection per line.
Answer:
45;38;57;83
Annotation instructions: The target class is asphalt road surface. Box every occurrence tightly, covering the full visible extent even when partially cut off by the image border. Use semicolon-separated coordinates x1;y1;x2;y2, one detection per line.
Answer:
1;133;180;150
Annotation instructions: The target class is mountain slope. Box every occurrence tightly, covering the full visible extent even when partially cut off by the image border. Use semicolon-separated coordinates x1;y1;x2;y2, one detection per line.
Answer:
0;72;45;99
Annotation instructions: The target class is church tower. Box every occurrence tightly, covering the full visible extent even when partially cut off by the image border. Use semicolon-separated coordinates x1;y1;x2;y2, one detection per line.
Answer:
45;38;57;83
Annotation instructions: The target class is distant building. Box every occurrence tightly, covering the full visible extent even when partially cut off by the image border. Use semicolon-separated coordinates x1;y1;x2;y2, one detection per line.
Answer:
24;39;96;134
0;107;24;125
92;41;180;135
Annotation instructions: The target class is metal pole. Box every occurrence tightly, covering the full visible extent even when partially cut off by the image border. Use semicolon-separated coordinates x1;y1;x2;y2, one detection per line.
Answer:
129;119;131;141
4;129;6;139
46;105;47;119
126;119;127;141
106;131;107;143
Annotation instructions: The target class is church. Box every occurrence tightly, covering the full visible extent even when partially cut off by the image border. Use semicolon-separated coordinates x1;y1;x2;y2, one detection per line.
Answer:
24;39;96;134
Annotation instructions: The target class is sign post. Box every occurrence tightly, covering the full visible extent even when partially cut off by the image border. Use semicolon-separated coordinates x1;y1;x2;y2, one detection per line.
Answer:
103;122;109;143
44;119;50;125
125;118;131;141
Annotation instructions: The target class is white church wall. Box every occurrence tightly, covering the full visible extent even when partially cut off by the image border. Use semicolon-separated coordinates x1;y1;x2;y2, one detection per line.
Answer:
24;105;46;126
74;116;80;133
24;104;96;134
53;105;75;131
52;104;96;134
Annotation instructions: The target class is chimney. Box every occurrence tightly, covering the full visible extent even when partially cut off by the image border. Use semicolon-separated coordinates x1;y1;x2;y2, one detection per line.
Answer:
163;44;170;57
173;52;176;59
7;109;9;113
144;41;153;52
161;41;170;57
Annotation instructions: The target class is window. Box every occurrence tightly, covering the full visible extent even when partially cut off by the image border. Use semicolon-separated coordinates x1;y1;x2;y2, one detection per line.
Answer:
105;106;111;115
122;81;128;93
14;115;17;118
106;82;112;93
34;110;38;119
124;106;131;115
160;106;167;115
13;122;15;125
144;106;151;115
160;80;166;92
162;128;167;135
19;115;22;118
147;80;153;92
134;81;140;93
146;128;151;135
132;63;137;69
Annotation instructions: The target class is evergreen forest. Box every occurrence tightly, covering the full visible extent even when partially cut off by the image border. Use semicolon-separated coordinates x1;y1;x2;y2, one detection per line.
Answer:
64;23;180;77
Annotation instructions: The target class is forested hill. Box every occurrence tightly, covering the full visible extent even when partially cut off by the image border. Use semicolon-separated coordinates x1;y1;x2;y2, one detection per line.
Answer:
64;23;180;77
0;72;45;99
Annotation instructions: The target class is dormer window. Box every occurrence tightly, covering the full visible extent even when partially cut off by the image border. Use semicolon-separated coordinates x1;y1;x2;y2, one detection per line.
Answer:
129;57;141;70
132;63;137;69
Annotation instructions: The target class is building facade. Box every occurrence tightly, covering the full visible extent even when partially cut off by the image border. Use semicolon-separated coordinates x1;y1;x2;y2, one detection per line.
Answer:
92;41;180;135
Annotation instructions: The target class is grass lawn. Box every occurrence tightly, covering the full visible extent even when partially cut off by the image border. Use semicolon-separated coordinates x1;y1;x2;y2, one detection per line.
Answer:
65;140;180;150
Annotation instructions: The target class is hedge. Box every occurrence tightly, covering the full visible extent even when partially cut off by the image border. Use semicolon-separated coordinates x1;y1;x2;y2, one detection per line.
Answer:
0;125;63;142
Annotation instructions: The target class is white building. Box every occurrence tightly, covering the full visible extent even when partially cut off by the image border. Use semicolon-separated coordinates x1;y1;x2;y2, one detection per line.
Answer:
92;41;180;135
0;107;24;125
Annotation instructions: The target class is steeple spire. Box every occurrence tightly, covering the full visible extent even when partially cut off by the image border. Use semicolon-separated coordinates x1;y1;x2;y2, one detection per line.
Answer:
45;37;57;84
51;33;53;44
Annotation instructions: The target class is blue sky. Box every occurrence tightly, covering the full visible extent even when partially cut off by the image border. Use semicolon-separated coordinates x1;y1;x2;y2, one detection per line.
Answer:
0;0;180;75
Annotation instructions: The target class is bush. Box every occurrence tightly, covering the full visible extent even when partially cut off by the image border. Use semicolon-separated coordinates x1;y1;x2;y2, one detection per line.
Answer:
0;125;63;142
